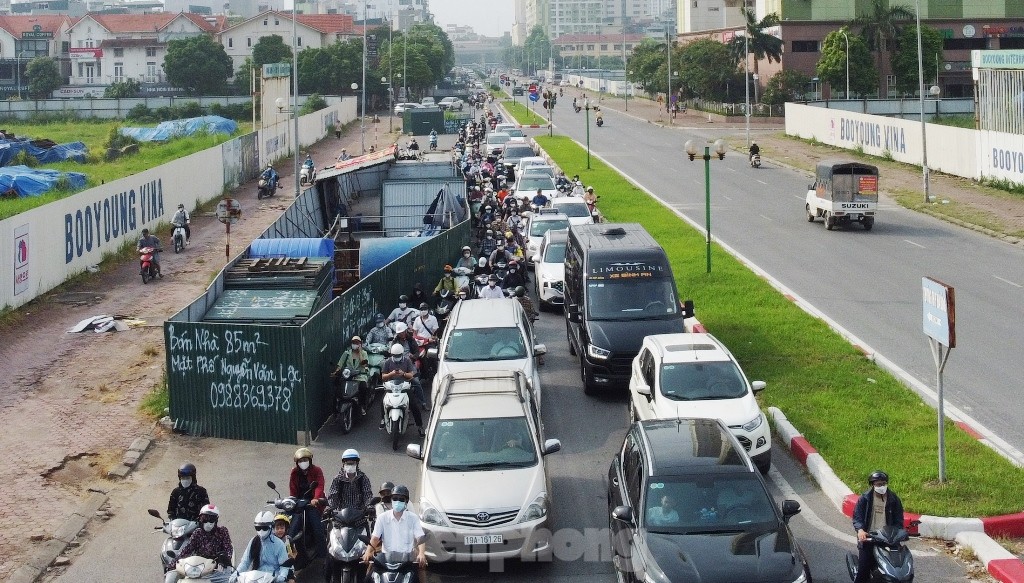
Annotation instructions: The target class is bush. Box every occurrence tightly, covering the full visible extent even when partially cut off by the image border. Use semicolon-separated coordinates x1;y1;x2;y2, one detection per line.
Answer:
299;93;327;115
177;101;206;119
126;104;153;122
102;125;139;151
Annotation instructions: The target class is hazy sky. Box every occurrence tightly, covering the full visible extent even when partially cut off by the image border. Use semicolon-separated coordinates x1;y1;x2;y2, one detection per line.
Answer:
430;0;515;38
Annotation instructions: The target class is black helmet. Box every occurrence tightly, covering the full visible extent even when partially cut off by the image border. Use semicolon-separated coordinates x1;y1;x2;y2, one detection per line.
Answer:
379;481;395;495
393;484;411;500
178;462;197;479
514;286;526;297
375;313;385;324
868;470;889;484
399;294;409;303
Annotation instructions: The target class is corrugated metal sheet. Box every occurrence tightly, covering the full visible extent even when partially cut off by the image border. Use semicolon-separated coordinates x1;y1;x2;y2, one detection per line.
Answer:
249;238;334;259
387;161;457;181
382;180;468;236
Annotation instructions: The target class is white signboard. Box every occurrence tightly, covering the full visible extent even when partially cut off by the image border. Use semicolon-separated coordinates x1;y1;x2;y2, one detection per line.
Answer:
922;277;956;347
52;86;105;99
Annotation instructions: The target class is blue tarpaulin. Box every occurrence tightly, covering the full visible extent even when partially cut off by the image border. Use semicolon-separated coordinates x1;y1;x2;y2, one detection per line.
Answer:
0;141;88;167
119;116;238;142
0;165;87;197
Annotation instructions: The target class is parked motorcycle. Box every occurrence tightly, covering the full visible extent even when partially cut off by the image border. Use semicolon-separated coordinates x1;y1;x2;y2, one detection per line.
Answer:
324;501;378;583
846;521;921;583
256;178;278;199
367;551;417;583
139;246;161;284
750;153;762;168
379;379;413;451
148;508;197;573
172;222;188;253
266;480;322;570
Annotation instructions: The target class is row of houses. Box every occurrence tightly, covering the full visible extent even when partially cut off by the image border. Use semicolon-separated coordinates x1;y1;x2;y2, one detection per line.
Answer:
0;11;364;98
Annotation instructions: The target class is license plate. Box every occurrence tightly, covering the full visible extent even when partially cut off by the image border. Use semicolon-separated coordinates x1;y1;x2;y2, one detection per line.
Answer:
464;534;502;545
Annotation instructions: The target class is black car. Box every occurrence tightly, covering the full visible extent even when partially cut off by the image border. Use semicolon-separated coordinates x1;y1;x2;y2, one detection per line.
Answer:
608;418;810;583
512;86;524;96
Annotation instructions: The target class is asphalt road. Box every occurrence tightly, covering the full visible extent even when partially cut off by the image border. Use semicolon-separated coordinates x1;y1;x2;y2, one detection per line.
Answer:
537;100;1024;461
51;295;970;583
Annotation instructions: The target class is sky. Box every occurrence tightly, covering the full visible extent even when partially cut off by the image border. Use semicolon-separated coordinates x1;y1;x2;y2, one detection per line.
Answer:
429;0;515;38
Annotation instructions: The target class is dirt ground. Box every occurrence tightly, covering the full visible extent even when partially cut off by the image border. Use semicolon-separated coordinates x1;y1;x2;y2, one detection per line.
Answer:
1;97;1022;581
0;123;401;581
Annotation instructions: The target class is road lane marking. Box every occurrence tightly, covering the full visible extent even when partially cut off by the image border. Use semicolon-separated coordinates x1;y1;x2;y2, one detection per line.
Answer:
760;214;773;222
757;179;768;185
993;275;1023;288
903;239;925;248
768;467;856;544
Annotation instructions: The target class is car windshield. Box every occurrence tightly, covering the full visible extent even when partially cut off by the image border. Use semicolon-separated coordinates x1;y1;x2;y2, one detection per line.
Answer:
503;146;534;159
518;177;556;191
543;242;566;263
585;278;679;320
643;474;777;534
523;168;555;178
531;218;570;237
505;128;525;138
659;361;748;400
443;327;527;361
427;417;538;470
554;202;591;218
487;134;511;145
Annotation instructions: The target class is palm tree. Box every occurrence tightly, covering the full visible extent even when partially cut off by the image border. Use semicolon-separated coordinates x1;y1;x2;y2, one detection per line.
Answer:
852;0;915;97
729;7;783;84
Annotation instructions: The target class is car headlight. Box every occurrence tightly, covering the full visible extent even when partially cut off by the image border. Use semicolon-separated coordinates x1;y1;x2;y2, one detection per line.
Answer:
741;412;764;432
184;564;203;578
520;493;547;522
587;344;611;360
419;500;448;526
642;566;672;583
280;499;296;512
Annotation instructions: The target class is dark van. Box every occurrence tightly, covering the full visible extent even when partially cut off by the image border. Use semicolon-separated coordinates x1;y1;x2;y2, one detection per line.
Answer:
564;224;701;394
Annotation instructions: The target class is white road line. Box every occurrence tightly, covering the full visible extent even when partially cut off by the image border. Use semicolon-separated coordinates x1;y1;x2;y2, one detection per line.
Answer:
760;214;773;222
757;180;768;185
722;195;733;201
793;194;805;200
993;275;1023;288
903;239;926;249
768;467;856;544
727;167;736;172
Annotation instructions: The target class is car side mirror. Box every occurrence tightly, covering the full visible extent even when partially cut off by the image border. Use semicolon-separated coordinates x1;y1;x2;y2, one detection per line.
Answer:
427;347;439;358
681;299;695;319
148;508;162;519
542;438;561;455
369;496;382;506
751;381;766;393
611;505;634;524
406;444;423;460
636;384;652;398
781;499;801;523
566;305;580;322
531;255;540;263
266;480;277;490
533;343;547;356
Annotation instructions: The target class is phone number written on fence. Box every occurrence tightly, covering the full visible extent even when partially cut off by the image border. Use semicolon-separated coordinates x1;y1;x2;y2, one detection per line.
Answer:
210;382;293;412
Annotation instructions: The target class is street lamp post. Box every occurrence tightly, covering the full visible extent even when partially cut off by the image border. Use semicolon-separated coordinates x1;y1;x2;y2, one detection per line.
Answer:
914;0;931;204
685;139;726;274
666;30;672;120
360;0;367;154
290;9;299;196
381;75;387;146
744;24;750;147
584;99;592;169
841;30;850;99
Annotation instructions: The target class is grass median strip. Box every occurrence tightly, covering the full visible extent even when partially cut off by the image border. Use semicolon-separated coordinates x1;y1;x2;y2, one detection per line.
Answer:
536;134;1024;518
502;100;549;126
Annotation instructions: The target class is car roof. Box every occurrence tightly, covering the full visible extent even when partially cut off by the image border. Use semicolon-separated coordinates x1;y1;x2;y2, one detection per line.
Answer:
533;211;569;221
543;228;569;244
645;333;731;364
552;196;587;205
435;370;529;413
637;418;752;474
449;297;522;327
486;132;511;141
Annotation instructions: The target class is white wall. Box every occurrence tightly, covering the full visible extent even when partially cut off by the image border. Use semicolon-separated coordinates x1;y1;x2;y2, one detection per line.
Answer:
0;100;356;311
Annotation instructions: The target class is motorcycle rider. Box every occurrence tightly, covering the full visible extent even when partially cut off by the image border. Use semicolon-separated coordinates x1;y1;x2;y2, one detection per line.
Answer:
390;322;416;356
408;138;420;152
172;203;191;243
409;282;428;307
335;335;371;414
513;285;539;321
386;295;418;328
380;344;426;435
479;229;498;258
375;481;395;518
432;265;459;298
478;275;505;299
338;148;351;161
327;449;375;524
138;228;163;279
584;186;598;211
260;164;279;190
429;129;438;149
596;111;604;126
454;246;476;271
748;141;760;163
164;504;233;583
365;313;391;346
362;485;428;575
852;470;905;583
531;189;549;210
167;463;209;522
501;260;528;290
488;243;514;271
411;304;440;344
234;511;290;582
288;447;327;559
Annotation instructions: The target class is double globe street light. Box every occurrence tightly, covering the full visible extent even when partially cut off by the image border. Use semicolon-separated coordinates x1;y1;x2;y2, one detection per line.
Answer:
684;139;726;274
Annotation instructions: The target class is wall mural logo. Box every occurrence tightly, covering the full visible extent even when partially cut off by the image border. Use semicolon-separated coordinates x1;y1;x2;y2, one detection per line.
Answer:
63;178;164;263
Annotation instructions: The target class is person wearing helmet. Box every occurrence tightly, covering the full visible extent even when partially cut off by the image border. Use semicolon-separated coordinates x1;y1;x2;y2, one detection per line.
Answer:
365;313;391;346
386;295;417;328
411;303;439;348
237;511;289;582
137;228;163;278
380;343;427;431
433;265;458;298
288;447;327;558
375;481;396;517
478;274;505;299
455;246;476;271
327;449;375;521
390;321;415;356
748;140;760;163
172;203;191;243
362;484;427;571
260;163;279;191
272;514;297;583
334;335;371;414
488;242;513;271
165;503;234;582
409;282;428;307
479;228;498;258
501;258;527;289
167;462;210;522
512;285;539;323
852;470;904;583
583;186;598;208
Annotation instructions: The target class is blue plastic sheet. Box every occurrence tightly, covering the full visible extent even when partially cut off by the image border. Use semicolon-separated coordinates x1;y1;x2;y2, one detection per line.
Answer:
119;116;238;142
0;140;88;167
0;165;87;197
248;238;335;259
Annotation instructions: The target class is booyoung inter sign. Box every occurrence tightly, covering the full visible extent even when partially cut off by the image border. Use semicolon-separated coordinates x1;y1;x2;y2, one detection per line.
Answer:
922;277;956;347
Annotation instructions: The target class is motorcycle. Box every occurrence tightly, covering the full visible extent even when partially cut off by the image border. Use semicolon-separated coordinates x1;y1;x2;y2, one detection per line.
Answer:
173;554;234;582
172;222;188;253
256;177;278;199
234;560;293;583
367;551;417;583
334;366;370;435
492;260;509;281
139;246;161;284
324;501;379;583
365;343;388;389
451;266;473;296
147;508;197;573
429;135;438;151
266;480;322;571
379;379;413;451
750;153;762;168
846;521;921;583
596;116;604;127
300;164;316;185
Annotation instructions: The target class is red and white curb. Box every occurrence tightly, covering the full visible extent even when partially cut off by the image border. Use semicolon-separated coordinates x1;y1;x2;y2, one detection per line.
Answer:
770;407;1024;583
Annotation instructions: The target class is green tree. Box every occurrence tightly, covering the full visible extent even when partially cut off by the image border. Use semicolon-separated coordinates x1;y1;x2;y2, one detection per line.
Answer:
104;78;141;98
761;69;811;105
233;57;256;94
816;27;876;98
379;28;451;99
252;34;293;66
677;39;735;101
852;0;915;97
164;35;232;95
297;46;335;94
299;93;327;114
728;7;783;85
892;25;944;94
25;57;62;99
627;38;669;94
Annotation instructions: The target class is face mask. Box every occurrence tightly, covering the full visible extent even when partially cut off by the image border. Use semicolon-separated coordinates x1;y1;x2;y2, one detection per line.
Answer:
464;252;471;257
419;310;428;317
510;268;516;273
203;522;215;532
874;485;888;495
392;501;407;513
258;528;273;540
298;461;310;471
344;463;357;475
180;478;192;488
398;303;407;309
351;344;360;350
488;282;496;287
392;355;402;362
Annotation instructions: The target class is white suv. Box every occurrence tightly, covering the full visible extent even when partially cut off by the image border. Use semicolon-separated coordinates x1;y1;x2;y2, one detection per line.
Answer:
628;333;771;474
532;228;567;310
407;370;561;562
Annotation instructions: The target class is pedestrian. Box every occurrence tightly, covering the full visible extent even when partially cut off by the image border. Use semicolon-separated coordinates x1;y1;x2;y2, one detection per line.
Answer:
334;119;342;139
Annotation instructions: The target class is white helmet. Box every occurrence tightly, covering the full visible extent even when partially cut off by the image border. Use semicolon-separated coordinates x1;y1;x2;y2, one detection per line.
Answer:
393;322;408;335
390;344;405;356
254;511;275;528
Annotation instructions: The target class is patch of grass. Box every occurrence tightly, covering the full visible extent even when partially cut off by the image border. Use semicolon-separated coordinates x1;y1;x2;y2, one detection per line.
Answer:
503;101;548;126
536;134;1024;517
932;115;975;129
888;187;1020;236
140;370;169;419
143;345;160;357
980;176;1024;197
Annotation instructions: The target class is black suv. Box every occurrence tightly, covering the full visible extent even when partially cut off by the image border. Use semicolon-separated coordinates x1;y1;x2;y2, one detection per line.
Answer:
607;419;810;583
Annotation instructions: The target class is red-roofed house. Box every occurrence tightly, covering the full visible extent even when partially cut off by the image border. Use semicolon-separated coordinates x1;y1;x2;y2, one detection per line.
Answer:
0;15;73;98
219;11;358;76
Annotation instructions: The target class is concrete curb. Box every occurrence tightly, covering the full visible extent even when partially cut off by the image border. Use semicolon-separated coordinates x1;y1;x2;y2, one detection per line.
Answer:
13;435;153;583
769;407;1024;583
